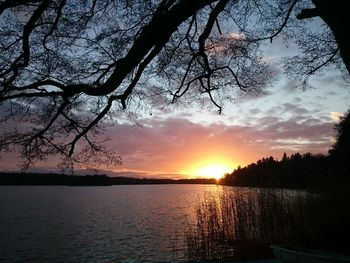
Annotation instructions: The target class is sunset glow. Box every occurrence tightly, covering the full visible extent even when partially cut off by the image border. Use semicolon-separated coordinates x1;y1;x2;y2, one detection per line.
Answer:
196;164;232;180
182;159;235;180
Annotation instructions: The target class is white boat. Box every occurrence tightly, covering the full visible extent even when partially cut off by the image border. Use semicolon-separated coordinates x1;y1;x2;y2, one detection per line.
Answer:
270;245;350;263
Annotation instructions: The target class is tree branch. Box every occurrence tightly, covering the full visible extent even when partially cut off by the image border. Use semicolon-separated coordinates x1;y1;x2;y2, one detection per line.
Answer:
0;0;43;15
297;8;319;20
306;48;339;76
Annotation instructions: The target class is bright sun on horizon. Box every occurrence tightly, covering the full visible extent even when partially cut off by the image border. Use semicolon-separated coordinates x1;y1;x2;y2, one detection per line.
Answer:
196;164;232;180
183;160;235;180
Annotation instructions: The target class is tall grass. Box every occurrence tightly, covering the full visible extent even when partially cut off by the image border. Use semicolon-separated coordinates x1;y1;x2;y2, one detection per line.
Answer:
185;188;350;261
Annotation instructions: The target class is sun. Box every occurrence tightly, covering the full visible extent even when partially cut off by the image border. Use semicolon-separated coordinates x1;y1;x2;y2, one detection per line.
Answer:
196;164;232;180
181;157;235;180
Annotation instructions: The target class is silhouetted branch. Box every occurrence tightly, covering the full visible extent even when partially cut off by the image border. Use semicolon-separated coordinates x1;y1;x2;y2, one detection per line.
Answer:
1;0;348;169
0;0;42;15
67;96;115;156
306;48;339;76
297;8;319;20
250;0;299;43
42;0;67;50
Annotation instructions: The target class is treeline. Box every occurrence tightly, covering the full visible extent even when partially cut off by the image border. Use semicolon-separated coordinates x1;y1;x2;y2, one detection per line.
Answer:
0;172;216;186
0;173;112;186
220;153;332;189
221;110;350;189
109;177;217;185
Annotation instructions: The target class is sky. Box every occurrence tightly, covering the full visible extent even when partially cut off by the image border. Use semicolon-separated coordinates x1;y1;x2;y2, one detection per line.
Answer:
104;71;349;179
1;68;349;179
1;10;350;179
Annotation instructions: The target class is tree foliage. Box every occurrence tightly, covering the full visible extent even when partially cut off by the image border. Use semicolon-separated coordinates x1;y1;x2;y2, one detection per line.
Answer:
329;110;350;176
0;0;348;168
221;152;330;189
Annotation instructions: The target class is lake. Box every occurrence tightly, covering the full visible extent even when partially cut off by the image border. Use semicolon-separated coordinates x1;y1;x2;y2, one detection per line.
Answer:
0;185;224;262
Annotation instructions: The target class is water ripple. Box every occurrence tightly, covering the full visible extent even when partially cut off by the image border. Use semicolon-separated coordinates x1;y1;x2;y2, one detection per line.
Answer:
0;185;224;262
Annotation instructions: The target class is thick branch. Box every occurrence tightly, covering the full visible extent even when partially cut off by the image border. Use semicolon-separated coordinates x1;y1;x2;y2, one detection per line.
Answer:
310;0;350;74
1;0;51;85
3;0;222;103
0;0;42;15
118;44;164;109
197;0;229;72
87;0;220;97
296;8;319;20
0;91;63;102
42;0;67;49
21;0;51;67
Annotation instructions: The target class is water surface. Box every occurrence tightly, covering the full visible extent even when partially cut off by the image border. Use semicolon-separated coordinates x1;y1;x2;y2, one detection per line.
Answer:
0;184;223;262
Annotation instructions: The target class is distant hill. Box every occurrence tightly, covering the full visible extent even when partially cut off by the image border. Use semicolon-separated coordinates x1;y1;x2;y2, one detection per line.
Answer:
0;172;216;186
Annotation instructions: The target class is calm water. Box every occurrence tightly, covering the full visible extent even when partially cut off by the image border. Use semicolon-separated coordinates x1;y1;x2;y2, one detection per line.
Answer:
0;184;224;262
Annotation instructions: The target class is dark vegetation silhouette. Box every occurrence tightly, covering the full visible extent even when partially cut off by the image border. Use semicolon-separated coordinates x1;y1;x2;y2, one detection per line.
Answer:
0;0;349;169
221;110;350;189
185;188;350;261
0;172;216;186
185;110;350;261
221;153;330;189
329;109;350;178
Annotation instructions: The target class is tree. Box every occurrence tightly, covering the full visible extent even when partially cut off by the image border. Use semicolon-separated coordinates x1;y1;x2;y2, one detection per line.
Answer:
297;0;350;73
329;110;350;176
282;152;288;162
0;0;349;169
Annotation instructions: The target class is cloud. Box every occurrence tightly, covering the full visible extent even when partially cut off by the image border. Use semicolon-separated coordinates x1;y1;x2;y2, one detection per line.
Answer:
330;111;343;122
205;32;247;54
281;79;299;92
326;91;339;96
249;108;261;115
1;113;337;177
101;114;335;175
293;97;302;103
265;103;310;117
281;103;310;115
315;73;350;88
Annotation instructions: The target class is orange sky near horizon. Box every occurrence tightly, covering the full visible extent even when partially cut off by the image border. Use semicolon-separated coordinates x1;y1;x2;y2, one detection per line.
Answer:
102;110;339;179
106;119;269;179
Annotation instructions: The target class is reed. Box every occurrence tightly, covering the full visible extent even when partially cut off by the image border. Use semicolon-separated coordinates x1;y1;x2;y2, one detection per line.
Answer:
185;188;347;261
